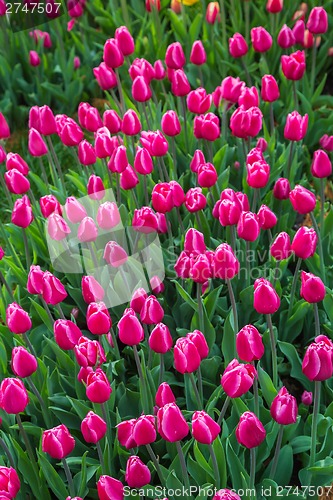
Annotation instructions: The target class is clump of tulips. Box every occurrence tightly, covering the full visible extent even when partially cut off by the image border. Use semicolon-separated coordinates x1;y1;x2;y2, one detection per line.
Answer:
0;0;333;498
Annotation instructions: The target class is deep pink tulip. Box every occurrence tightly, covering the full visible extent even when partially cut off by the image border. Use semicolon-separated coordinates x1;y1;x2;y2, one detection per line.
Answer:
81;411;107;443
291;227;317;259
270;232;292;261
155;383;176;407
161;110;181;137
65;196;87;224
229;33;248;58
42;424;75;459
281;51;306;80
104;241;128;267
132;76;152;102
221;359;257;398
171;69;191;97
0;466;20;499
266;0;283;13
157;403;189;442
4;169;30;195
307;7;328;34
11;195;34;228
284;111;308;141
165;42;185;69
300;271;325;303
81;276;105;304
11;346;38;378
261;75;280;102
253;278;280;314
213;490;241;500
187;89;212;114
230;106;263;139
118;309;144;345
40;195;62;218
197;162;217;188
74;336;106;368
140;295;164;324
301;391;313;406
27;265;44;295
273;177;291;200
108;145;128;174
191;411;220;444
86;368;112;403
174;337;201;374
302;336;333;381
0;378;29;414
125;456;151;488
270;387;298;425
103;38;124;68
42;271;67;305
246;160;270;188
184;228;206;255
28;128;48;156
86;302;112;335
189;254;212;283
93;63;117;91
0;112;10;139
120;165;139;190
277;24;295;49
149;323;173;353
87;175;105;200
97;201;121;230
311;149;332;178
78;140;97;165
132;207;159;233
115;26;135;56
6;303;32;334
293;19;305;45
257;205;277;229
133;415;156;446
77;216;98;243
236;411;266;448
251;27;273;52
152;183;174;213
193;112;220;141
141;130;168;156
29;50;40;66
238;86;259;110
213;243;240;280
103;110;122;134
122;109;141;135
190;41;206;65
187;330;209;360
6;153;29;175
53;319;82;350
97;475;124;500
185;187;207;212
190;149;206;173
153;60;166;79
289;185;316;214
47;213;71;241
237;211;260;241
319;134;333;152
236;325;264;362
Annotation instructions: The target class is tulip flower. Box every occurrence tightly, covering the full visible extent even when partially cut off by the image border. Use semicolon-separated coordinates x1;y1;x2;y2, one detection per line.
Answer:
6;303;32;334
300;272;325;304
230;106;263;139
87;175;105;200
301;391;312;406
236;325;264;362
229;33;248;58
273;178;290;200
78;139;96;165
11;195;34;228
0;467;20;499
4;169;30;195
118;309;144;345
221;359;257;398
86;368;112;403
6;152;29;175
103;38;124;68
29;50;40;66
293;19;305;44
81;411;107;444
133;415;156;446
0;112;10;139
97;475;124;500
125;456;151;488
149;323;173;353
42;424;75;459
270;232;292;262
0;378;29;414
213;491;241;500
193;112;220;141
251;27;272;52
74;336;106;368
281;50;306;81
206;2;219;24
93;63;117;91
289;185;316;215
86;302;112;335
11;346;38;378
266;0;283;13
161;110;181;137
157;403;189;442
165;42;185;69
40;194;62;218
284;111;308;177
185;187;207;212
187;89;212;114
155;383;176;407
122;109;141;136
236;411;266;448
277;25;295;49
42;271;68;305
115;26;135;56
53;319;82;350
191;411;220;444
190;40;206;65
291;227;317;260
307;7;328;34
47;213;71;241
319;134;333;152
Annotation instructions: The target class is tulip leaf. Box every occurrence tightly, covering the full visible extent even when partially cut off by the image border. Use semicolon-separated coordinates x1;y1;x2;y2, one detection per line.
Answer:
172;280;198;312
257;363;277;407
278;341;312;391
37;451;69;498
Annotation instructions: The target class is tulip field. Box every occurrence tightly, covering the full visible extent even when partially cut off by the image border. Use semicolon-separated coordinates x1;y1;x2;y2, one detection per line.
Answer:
1;0;333;499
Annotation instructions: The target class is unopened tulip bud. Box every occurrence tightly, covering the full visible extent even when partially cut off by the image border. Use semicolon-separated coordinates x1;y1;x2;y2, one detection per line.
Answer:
284;111;308;141
125;456;151;488
270;232;292;261
236;411;266;448
86;302;112;335
253;278;280;314
103;38;124;68
157;403;189;442
251;27;272;52
302;336;333;381
300;271;325;303
206;2;219;24
42;424;75;459
273;177;290;200
11;346;38;378
81;411;107;443
28;128;48;156
277;24;295;49
29;50;40;66
190;40;206;65
93;63;117;91
191;411;220;444
0;377;29;414
86;368;112;403
301;390;312;405
289;185;316;214
236;325;264;362
221;359;257;398
229;32;248;58
155;383;176;407
270;387;298;425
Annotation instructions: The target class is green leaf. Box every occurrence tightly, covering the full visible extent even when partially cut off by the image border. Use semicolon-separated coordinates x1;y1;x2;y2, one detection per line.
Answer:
37;451;69;499
172;280;198;312
257;363;277;407
278;341;312;391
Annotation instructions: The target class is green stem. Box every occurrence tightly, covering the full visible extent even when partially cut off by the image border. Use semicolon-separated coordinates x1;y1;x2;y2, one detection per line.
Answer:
133;345;150;414
197;283;205;333
110;327;120;359
101;402;113;475
266;314;278;388
56;303;66;320
23;333;37;359
0;436;16;468
309;381;321;467
176;441;191;490
197;366;203;407
241;57;252;86
16;414;35;464
158;354;164;387
181;97;189;154
217;396;231;426
286;141;295;178
252;362;259;417
246;240;251;287
320;178;325;238
62;458;75;498
189;372;202;408
272;260;280;289
208;443;221;489
146;443;165;485
47;136;66;193
226;279;238;358
270;425;284;480
314;303;320;337
244;0;250;44
287;257;302;318
22;228;31;271
249;448;256;493
39;295;54;324
269;102;275;136
310;212;325;282
115;67;125;114
310;37;318;93
292;81;298;111
0;270;14;301
96;441;106;474
27;376;52;428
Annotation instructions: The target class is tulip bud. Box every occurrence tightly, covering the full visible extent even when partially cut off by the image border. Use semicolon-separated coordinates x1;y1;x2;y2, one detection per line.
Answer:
236;411;266;448
81;411;107;444
229;33;248;58
140;295;164;324
130;289;148;314
171;69;191;97
103;38;124;68
273;177;290;200
190;149;205;173
74;336;106;368
125;456;151;488
118;309;144;345
86;368;112;403
270;232;292;261
39;105;57;135
161;110;181;136
185;187;207;212
6;303;32;334
187;89;212;114
133;415;156;446
87;175;105;200
284;111;308;141
0;467;20;499
40;194;62;218
218;76;245;105
237;211;260;241
281;50;306;81
293;19;305;44
117;419;136;449
289;185;316;214
122;109;141;136
157;403;189;442
261;75;280;102
266;0;283;13
184;228;206;254
152;183;174;213
253;278;280;314
115;26;135;56
291;227;317;260
271;387;298;425
155;383;176;407
191;411;220;444
0;378;29;414
11;346;38;378
300;271;325;303
187;330;209;360
246;161;270;189
190;40;206;65
27;265;44;295
153;59;166;79
236;325;264;362
319;134;333;152
97;475;124;500
307;7;328;34
132;76;152;102
301;391;312;405
221;359;257;398
6;152;29;175
213;491;241;500
213;243;240;280
87;302;111;335
311;149;332;178
238;86;259;110
302;336;333;381
47;213;71;241
174;337;201;374
4;169;30;195
29;50;40;66
193;112;220;141
230;106;263;139
42;271;67;305
53;319;82;350
257;205;277;230
251;27;273;52
206;2;219;24
65;197;87;224
149;323;173;353
42;424;75;459
277;24;295;49
0;112;10;139
120;165;139;190
165;42;185;69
